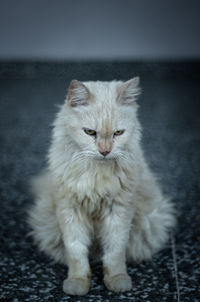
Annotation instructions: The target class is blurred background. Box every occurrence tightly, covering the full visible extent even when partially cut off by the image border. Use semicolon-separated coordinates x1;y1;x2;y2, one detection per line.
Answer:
0;0;200;61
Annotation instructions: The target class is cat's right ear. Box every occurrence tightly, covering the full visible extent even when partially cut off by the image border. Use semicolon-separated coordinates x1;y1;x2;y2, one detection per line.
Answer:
67;80;91;107
117;77;141;105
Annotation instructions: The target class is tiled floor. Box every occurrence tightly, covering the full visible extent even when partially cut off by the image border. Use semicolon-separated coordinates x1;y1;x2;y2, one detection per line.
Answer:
0;62;199;301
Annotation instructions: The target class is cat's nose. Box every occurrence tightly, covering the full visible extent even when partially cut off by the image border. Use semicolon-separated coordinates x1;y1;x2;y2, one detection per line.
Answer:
100;150;110;157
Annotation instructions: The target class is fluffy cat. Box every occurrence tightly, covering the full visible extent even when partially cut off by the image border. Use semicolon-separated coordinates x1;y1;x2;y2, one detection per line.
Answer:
28;78;175;295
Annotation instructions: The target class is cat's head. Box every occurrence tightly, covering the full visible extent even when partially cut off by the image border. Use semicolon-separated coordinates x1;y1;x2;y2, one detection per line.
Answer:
65;78;141;161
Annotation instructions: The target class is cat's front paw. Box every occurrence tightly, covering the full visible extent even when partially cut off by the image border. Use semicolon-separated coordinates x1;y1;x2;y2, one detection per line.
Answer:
63;277;90;296
104;273;132;292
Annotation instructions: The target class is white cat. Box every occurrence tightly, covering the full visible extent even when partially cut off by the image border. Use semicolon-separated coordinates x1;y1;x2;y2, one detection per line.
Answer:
28;78;175;295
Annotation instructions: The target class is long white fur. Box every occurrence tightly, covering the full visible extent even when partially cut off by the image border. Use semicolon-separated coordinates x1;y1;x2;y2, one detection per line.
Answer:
28;78;175;295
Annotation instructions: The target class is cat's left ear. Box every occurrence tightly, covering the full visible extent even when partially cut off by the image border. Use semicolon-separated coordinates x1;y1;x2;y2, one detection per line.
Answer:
67;80;92;107
118;77;141;105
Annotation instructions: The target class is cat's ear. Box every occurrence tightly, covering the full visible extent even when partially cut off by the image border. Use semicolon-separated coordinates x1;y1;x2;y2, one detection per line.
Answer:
67;80;91;107
118;77;141;105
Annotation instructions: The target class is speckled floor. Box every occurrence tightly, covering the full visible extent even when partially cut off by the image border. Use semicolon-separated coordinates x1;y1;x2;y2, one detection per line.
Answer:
0;62;200;301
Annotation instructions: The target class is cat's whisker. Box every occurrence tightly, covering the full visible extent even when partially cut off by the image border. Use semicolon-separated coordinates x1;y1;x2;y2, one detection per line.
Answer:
113;151;129;162
53;151;92;174
71;151;96;163
50;158;69;171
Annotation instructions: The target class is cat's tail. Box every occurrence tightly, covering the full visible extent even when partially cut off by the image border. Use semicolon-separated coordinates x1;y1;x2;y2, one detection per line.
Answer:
127;182;176;263
27;171;66;264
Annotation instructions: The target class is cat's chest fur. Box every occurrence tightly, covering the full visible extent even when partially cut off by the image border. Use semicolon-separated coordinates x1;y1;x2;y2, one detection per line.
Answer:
57;159;133;209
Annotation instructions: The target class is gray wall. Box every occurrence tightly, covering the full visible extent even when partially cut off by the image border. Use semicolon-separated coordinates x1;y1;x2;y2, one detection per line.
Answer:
0;0;200;60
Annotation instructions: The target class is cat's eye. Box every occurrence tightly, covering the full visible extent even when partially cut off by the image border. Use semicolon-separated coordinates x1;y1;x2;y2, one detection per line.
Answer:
83;128;96;136
114;130;125;136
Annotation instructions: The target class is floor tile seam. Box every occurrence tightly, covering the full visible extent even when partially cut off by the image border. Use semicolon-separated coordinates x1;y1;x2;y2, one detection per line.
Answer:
171;234;181;302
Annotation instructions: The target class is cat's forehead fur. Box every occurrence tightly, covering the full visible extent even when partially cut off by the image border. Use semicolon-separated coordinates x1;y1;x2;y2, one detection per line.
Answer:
83;80;122;104
82;81;133;136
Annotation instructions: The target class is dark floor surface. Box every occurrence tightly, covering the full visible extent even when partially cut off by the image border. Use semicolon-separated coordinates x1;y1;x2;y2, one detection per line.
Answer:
0;62;200;302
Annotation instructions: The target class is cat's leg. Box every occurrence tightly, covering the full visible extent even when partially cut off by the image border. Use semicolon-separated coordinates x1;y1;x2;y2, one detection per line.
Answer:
100;203;133;292
57;205;91;296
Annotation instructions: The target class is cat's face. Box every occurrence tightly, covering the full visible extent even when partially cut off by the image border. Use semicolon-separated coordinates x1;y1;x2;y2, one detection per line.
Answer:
66;79;141;161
